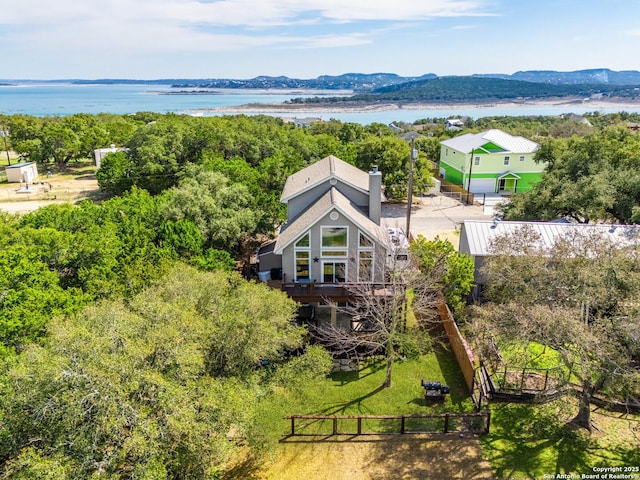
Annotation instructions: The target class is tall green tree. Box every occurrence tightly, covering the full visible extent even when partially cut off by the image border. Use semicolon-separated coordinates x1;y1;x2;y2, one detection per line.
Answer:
0;244;84;356
124;115;195;194
471;226;640;431
96;150;135;194
160;167;261;254
19;189;171;299
501;127;640;223
409;235;474;313
0;266;331;478
356;135;411;199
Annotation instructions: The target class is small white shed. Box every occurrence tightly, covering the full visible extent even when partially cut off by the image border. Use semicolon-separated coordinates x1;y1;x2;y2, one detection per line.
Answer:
4;162;39;183
94;145;128;169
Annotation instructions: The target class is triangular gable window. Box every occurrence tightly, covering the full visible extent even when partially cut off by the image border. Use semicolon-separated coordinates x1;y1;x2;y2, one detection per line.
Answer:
359;232;374;248
295;232;310;248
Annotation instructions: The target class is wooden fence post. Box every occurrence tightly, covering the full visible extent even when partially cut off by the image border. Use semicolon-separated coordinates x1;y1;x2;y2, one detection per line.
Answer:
357;417;362;435
332;417;338;435
291;416;295;436
502;365;507;390
401;416;406;434
485;411;491;434
444;414;449;433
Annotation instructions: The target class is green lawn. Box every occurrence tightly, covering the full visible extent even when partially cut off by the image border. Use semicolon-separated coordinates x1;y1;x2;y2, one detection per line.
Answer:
254;347;476;443
499;341;562;369
304;352;475;417
483;398;640;479
483;341;640;478
493;340;580;391
251;339;640;480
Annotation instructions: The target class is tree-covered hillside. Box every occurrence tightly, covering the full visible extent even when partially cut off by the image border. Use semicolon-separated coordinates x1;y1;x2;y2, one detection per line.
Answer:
289;76;640;104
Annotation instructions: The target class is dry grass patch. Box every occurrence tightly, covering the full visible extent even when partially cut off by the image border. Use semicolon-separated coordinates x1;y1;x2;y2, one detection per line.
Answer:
256;434;493;480
0;162;101;206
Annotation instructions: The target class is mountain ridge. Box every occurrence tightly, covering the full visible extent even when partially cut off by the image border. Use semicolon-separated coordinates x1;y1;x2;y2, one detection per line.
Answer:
475;68;640;85
50;69;640;91
287;75;640;105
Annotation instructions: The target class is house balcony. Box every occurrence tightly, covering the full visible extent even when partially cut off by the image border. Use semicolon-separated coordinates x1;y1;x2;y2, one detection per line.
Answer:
278;277;398;303
281;281;352;303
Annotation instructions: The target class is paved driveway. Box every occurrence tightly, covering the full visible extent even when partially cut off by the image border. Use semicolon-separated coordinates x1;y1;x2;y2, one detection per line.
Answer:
381;193;500;248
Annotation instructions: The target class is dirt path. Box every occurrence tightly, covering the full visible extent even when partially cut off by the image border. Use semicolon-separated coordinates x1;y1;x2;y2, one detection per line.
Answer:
255;435;493;480
0;169;99;213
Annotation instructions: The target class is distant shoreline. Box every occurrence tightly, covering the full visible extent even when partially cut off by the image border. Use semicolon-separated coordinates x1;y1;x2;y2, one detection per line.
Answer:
187;97;640;115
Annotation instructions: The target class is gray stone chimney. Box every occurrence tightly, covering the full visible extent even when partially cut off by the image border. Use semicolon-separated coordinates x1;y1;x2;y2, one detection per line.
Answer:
369;165;382;225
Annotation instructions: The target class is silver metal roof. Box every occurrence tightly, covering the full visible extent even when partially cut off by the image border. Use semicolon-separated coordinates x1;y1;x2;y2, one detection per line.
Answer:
440;129;539;154
460;220;640;257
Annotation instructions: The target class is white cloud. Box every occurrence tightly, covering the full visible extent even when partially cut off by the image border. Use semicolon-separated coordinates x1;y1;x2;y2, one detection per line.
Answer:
1;0;494;57
7;24;289;54
302;34;371;49
1;0;493;27
450;24;479;30
309;0;493;22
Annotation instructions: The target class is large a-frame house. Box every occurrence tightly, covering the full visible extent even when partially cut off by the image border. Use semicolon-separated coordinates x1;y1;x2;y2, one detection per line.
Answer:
258;155;404;305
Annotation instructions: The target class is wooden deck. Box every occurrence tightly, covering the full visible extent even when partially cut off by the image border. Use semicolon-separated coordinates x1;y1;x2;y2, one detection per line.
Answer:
279;281;396;303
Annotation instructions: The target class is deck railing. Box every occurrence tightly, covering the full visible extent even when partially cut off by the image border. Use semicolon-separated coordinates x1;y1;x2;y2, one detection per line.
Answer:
280;279;399;302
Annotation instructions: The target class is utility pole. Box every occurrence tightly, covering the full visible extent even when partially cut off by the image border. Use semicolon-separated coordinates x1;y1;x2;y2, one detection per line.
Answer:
405;137;417;238
466;150;474;204
0;127;10;166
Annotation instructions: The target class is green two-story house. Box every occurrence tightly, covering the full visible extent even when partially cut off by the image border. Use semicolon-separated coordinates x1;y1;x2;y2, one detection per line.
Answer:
439;129;543;194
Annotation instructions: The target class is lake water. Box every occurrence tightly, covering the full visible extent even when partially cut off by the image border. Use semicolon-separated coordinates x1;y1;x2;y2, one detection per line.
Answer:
1;82;639;124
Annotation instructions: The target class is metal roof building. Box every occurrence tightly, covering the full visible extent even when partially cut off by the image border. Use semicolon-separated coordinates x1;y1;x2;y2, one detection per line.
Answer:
440;129;539;155
459;220;640;299
460;220;640;257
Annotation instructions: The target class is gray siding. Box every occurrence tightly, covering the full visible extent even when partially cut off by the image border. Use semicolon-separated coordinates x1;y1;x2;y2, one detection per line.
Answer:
257;251;282;272
281;209;386;283
287;181;369;221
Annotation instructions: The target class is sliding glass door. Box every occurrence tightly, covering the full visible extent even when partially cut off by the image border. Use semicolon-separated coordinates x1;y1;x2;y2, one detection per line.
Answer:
322;261;346;283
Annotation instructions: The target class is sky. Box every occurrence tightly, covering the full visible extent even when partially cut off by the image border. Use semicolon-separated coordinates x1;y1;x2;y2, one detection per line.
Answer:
1;0;639;80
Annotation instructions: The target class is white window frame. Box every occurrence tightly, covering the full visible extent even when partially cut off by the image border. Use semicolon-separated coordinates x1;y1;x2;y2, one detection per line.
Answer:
519;155;525;162
295;251;310;282
295;232;310;248
357;231;375;282
294;231;311;282
474;156;480;166
321;226;349;251
358;231;374;248
503;156;510;166
357;250;374;282
322;260;347;284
